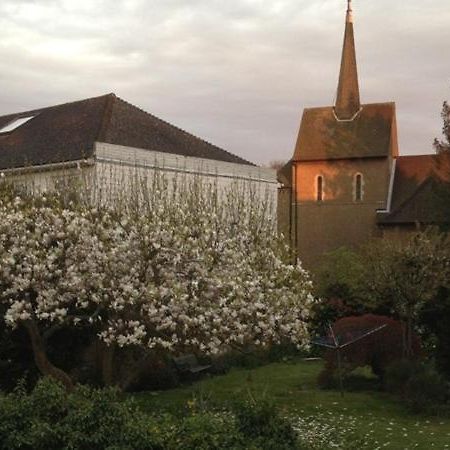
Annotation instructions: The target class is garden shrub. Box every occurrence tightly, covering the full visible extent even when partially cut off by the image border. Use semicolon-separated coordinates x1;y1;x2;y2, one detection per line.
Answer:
420;287;450;380
385;360;449;413
0;378;161;450
210;342;306;375
384;359;416;395
318;314;421;388
234;397;299;449
404;365;448;413
165;412;244;450
0;378;306;450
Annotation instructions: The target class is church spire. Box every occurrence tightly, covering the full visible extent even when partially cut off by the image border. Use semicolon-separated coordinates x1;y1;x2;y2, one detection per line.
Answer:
335;0;361;120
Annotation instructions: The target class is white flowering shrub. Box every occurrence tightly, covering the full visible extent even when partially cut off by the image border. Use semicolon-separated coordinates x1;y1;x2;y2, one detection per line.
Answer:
0;176;314;389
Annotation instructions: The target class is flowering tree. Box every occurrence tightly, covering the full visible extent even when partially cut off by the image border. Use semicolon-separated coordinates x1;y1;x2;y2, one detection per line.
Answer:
0;178;314;390
358;230;450;357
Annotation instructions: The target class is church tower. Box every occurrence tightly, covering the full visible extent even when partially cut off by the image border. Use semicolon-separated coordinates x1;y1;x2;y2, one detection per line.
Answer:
278;1;399;269
335;0;360;120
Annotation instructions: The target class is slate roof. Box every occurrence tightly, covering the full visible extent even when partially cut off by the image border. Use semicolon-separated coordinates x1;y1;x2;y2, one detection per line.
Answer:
0;93;253;170
378;154;450;225
293;102;397;161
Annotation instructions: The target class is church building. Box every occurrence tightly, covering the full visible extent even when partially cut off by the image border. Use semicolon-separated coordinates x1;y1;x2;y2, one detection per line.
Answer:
278;0;450;268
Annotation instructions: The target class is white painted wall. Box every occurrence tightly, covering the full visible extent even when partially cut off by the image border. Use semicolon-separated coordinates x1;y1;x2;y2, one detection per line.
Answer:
0;162;94;192
0;143;278;215
93;142;278;207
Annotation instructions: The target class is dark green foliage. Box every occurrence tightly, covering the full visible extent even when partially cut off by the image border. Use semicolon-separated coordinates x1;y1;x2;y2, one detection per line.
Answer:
313;247;365;334
318;314;421;388
404;367;448;414
0;378;161;450
211;343;306;374
165;413;244;450
384;359;416;395
0;378;304;450
420;287;450;379
315;247;364;304
312;247;394;336
315;231;450;370
234;397;299;450
385;360;449;414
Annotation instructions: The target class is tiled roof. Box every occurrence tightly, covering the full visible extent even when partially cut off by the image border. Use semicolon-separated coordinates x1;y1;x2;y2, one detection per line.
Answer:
378;154;450;225
293;102;397;161
0;93;253;170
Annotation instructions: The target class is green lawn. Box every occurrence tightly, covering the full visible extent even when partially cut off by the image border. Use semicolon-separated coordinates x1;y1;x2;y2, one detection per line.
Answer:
133;360;450;450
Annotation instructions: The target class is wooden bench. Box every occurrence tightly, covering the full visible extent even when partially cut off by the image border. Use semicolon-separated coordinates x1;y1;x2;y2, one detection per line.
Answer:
172;354;211;377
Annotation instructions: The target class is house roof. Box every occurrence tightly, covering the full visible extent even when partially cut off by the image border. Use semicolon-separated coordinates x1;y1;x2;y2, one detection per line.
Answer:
292;102;397;161
378;154;450;225
0;93;253;170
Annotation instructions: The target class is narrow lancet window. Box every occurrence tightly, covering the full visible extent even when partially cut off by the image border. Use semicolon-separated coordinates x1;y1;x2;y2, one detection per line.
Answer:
316;175;324;202
354;173;363;201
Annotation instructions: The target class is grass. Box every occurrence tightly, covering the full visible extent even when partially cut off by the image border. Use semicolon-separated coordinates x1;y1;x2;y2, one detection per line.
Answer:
133;360;450;449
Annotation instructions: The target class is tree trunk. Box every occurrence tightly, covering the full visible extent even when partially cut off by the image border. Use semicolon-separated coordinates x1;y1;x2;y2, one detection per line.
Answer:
401;320;408;359
119;352;152;392
101;343;116;387
23;320;74;391
407;316;413;359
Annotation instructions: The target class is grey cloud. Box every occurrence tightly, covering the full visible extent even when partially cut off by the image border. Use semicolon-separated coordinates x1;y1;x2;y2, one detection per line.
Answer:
0;0;449;164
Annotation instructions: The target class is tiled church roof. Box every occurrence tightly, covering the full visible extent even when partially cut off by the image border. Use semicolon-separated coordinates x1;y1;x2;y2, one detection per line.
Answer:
0;93;254;170
293;102;397;161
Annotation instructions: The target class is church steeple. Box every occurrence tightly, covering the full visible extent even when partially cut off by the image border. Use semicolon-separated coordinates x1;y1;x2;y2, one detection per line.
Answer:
335;0;361;120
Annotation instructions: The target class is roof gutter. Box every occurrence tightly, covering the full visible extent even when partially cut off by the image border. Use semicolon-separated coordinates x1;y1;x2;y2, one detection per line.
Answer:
0;158;95;177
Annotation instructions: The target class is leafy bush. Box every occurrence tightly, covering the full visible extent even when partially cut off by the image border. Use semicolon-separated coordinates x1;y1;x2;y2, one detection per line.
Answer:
0;378;305;450
165;412;244;450
0;378;161;450
420;287;450;380
234;397;299;449
318;314;421;388
211;343;305;374
385;360;449;414
312;248;366;336
405;366;448;413
384;359;416;395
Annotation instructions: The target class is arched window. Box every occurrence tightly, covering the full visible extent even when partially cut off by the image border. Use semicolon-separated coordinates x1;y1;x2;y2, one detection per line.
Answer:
316;175;324;202
354;173;364;202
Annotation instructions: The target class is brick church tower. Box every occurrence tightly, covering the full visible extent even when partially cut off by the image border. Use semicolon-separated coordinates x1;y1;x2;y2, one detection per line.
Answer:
278;0;399;268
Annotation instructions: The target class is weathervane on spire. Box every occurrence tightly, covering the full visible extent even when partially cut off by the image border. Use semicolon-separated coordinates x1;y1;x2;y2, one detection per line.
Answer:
346;0;353;23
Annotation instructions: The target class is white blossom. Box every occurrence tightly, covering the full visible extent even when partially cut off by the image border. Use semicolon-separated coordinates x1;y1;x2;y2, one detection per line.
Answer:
0;177;315;356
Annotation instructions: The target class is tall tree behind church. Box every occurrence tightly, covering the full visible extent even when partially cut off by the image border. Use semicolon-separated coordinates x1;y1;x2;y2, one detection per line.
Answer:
434;100;450;153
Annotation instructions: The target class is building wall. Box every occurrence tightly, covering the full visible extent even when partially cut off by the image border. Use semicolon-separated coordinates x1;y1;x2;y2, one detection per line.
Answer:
290;157;392;268
0;141;277;221
0;163;94;193
93;142;278;208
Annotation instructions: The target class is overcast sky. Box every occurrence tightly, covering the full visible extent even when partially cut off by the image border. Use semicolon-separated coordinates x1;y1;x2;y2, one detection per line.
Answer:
0;0;449;165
